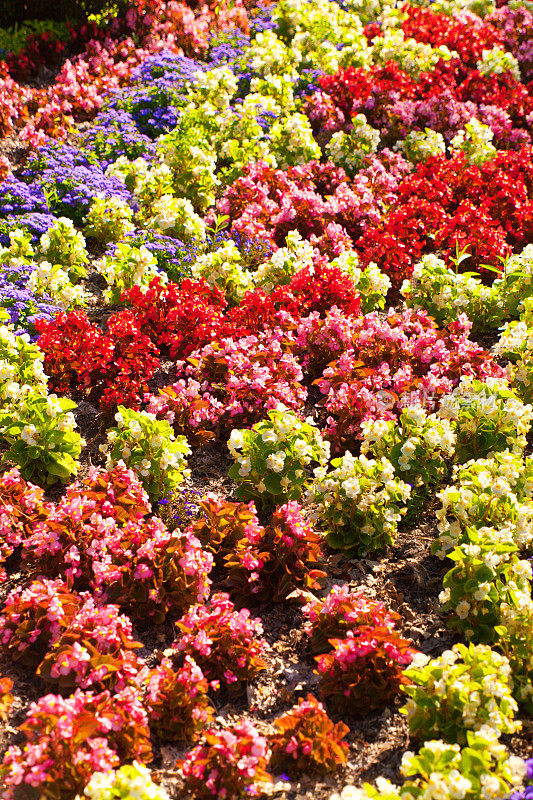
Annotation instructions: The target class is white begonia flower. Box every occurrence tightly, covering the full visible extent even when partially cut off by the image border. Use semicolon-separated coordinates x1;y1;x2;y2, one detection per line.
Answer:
21;424;38;446
238;457;252;477
342;477;361;499
261;429;278;444
229;429;245;450
266;451;286;473
455;600;471;619
474;582;491;602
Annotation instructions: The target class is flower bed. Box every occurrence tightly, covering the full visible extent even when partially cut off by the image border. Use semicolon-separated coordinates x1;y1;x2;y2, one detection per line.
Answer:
0;0;533;799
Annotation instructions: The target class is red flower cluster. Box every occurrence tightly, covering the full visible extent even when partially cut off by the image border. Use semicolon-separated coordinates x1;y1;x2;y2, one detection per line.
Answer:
401;5;503;66
36;308;159;410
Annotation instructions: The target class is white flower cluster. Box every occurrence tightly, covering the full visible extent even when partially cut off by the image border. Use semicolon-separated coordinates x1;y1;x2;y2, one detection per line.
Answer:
327;114;381;174
362;406;456;474
84;194;135;243
371;29;456;77
437;376;533;457
107;159;173;213
332;731;527;800
435;452;533;555
76;761;170;800
0;326;48;405
401;253;503;331
192;66;239;112
403;643;520;737
397;128;446;163
248;75;295;110
146;196;206;242
493;244;533;317
273;0;370;72
247;31;300;78
309;451;411;553
98;243;162;300
493;293;533;403
254;230;315;293
269;111;321;168
229;407;329;492
334;255;392;312
192;240;253;302
477;47;521;81
451;118;497;165
493;319;533;359
498;591;533;703
39;218;88;266
28;261;88;309
112;412;180;468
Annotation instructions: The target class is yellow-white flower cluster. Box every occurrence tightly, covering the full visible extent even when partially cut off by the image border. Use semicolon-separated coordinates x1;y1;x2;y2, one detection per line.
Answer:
435;452;533;555
450;118;497;165
437;375;533;457
371;29;456;77
397;129;447;163
76;761;170;800
28;261;88;309
0;326;48;406
254;231;315;293
192;240;253;302
477;46;521;81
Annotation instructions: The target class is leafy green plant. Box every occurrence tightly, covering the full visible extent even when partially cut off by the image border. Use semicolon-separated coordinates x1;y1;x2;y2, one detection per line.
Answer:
98;243;162;303
309;451;411;555
228;406;329;511
438;538;531;643
361;406;455;518
437;377;533;462
0;392;84;484
84;195;135;244
38;217;88;282
101;406;191;502
434;452;533;557
401;643;520;744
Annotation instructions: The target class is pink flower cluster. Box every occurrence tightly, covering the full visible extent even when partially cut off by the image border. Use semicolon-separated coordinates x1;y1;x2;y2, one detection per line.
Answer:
7;462;212;622
223;501;326;603
303;583;400;654
295;306;360;378
1;687;151;797
0;467;52;581
169;333;307;431
216;157;408;257
145;655;213;741
269;694;349;777
171;592;267;691
0;578;144;692
180;719;271;800
315;626;415;714
316;309;504;448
